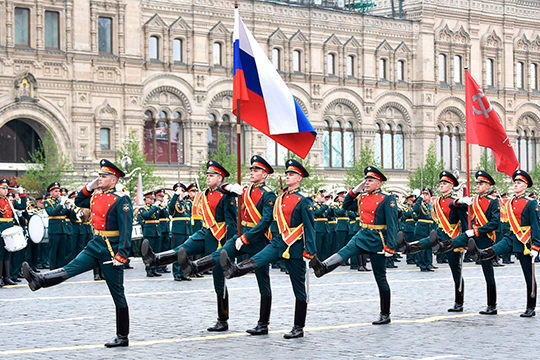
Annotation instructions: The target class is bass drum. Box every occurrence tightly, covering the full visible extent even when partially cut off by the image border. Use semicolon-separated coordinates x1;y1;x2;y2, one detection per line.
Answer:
2;226;27;252
28;212;49;244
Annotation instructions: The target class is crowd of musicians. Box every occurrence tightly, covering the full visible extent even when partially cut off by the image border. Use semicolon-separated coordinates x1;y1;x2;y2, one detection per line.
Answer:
1;156;539;347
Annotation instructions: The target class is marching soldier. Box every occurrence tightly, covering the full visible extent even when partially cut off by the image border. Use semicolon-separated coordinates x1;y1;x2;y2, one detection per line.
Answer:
0;179;27;286
310;166;398;324
413;188;436;272
469;169;538;317
140;191;161;277
141;160;237;331
402;194;417;265
187;183;203;233
399;171;469;312
169;183;192;281
334;190;350;265
498;193;514;264
155;189;171;273
23;159;133;347
220;158;315;339
313;190;329;261
44;182;69;270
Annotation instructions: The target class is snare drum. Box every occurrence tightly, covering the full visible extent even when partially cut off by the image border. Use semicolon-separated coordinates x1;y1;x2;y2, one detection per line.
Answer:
132;223;143;240
2;226;27;252
28;212;50;244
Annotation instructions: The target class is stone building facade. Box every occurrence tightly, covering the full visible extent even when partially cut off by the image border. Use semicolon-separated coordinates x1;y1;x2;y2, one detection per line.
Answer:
0;0;539;194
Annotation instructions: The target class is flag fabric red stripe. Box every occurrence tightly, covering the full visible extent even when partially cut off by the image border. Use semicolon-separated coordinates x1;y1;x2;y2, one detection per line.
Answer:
465;70;519;176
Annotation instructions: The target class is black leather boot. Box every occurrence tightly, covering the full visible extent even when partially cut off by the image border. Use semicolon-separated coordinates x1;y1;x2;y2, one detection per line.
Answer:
105;307;129;347
468;238;496;261
220;250;257;279
179;249;216;276
372;290;391;324
22;262;68;291
141;239;177;267
208;293;229;331
0;260;6;287
2;260;17;285
480;284;497;315
520;284;537;317
284;299;307;339
448;284;464;312
432;240;454;255
247;295;272;335
309;254;343;278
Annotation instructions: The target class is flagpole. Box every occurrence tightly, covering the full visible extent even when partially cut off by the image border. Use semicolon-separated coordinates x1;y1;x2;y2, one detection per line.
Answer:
235;0;242;237
465;67;471;226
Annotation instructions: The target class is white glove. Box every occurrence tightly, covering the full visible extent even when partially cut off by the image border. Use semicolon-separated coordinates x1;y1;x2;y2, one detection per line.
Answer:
384;250;394;258
531;249;539;260
235;237;244;251
175;188;183;195
86;177;100;191
65;203;72;210
60;197;67;206
460;196;473;206
325;199;333;206
465;229;475;238
353;180;366;194
112;259;124;267
226;183;243;195
18;187;25;194
154;200;161;207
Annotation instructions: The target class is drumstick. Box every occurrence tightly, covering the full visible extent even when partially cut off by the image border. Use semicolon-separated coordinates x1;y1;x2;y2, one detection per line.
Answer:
103;257;135;265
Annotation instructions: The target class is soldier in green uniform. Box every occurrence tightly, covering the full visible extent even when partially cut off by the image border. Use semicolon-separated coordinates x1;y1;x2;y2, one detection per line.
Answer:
334;190;351;266
220;159;316;339
23;159;133;347
179;155;276;335
414;188;436;272
402;194;417;265
44;182;69;270
141;161;237;331
313;190;329;260
169;183;192;281
310;166;398;325
140;191;162;277
155;189;171;274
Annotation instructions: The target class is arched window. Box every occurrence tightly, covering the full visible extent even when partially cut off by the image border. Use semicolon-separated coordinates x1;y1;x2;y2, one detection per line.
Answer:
379;58;387;80
327;53;335;75
144;110;185;164
374;123;404;170
0;119;41;163
436;125;461;170
516;130;537;171
149;36;159;60
344;121;354;167
397;60;404;81
322;120;355;168
266;138;288;166
516;61;524;89
347;55;354;77
453;55;462;83
173;39;182;62
272;48;280;70
531;63;538;91
293;50;301;72
208;113;244;158
213;42;222;65
438;54;447;82
486;58;494;87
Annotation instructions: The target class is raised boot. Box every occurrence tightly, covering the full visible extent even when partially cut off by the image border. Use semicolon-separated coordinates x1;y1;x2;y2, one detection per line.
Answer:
520;284;536;317
208;293;229;331
480;284;497;315
284;299;307;339
247;295;272;335
372;290;391;325
178;248;216;276
309;254;343;278
468;238;496;262
141;239;177;268
432;240;454;255
22;262;68;291
448;283;464;312
105;307;129;347
220;250;257;279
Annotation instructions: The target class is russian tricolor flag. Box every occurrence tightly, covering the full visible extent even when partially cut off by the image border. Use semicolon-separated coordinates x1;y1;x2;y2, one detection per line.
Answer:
233;9;316;159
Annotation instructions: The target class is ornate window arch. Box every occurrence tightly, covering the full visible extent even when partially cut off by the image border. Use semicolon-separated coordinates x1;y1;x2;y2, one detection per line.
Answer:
324;35;342;78
290;30;309;74
169;16;191;65
515;113;540;171
374;104;407;170
481;29;502;89
436;109;465;170
208;22;231;69
322;100;359;168
434;24;471;87
207;92;245;160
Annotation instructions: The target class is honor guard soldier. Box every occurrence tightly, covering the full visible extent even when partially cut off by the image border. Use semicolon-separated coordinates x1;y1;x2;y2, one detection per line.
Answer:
169;183;192;281
44;182;69;270
398;171;469;312
469;169;539;317
140;191;162;277
402;194;418;265
0;179;27;286
334;189;351;263
313;190;329;260
23;159;133;347
413;188;436;271
60;187;74;264
220;159;316;339
187;183;203;233
310;166;398;324
155;189;171;274
142;160;237;331
179;155;277;335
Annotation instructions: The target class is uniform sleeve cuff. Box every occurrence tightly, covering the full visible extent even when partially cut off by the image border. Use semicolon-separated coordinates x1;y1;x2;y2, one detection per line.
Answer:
114;253;128;264
532;244;540;252
303;251;314;259
20;193;26;197
219;183;230;192
240;234;250;245
384;245;395;255
82;186;93;197
474;228;480;237
348;189;358;198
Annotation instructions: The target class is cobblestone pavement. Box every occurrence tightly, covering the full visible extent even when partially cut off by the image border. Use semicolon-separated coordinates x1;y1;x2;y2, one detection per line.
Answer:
0;257;537;359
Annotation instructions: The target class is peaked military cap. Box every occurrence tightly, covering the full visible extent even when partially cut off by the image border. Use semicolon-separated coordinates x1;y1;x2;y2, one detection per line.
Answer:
99;159;125;178
422;187;433;197
285;159;309;177
439;171;459;187
475;171;495;185
336;188;347;196
513;169;533;188
68;191;77;199
250;155;274;174
155;189;165;196
36;196;44;202
405;194;416;200
364;166;387;182
0;178;9;188
144;191;155;199
47;182;61;192
60;187;69;196
173;183;187;192
529;192;536;198
206;160;230;178
187;183;198;191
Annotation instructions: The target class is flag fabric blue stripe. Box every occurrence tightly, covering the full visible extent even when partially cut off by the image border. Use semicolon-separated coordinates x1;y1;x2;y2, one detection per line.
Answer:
238;46;263;98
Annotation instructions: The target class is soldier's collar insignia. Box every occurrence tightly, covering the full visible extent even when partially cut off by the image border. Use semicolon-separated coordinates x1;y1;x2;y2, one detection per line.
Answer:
123;204;130;212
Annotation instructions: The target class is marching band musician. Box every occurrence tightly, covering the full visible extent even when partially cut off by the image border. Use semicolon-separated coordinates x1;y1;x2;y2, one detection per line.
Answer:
169;183;192;281
23;159;133;347
141;160;238;331
310;166;398;325
413;188;436;272
469;169;538;317
0;179;27;286
155;189;171;274
402;194;418;266
313;190;329;261
140;191;162;277
43;182;69;270
60;187;73;265
220;159;316;339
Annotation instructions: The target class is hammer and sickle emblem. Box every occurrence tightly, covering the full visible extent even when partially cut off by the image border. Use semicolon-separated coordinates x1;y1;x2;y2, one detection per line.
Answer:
472;92;493;119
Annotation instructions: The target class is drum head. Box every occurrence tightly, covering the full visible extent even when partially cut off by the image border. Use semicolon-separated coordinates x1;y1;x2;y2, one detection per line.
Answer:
28;214;45;243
